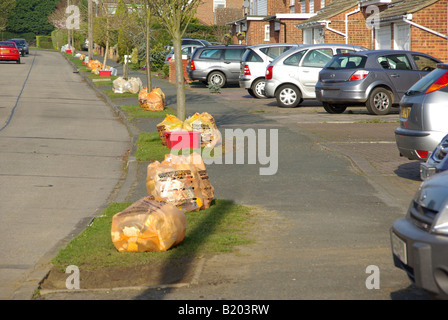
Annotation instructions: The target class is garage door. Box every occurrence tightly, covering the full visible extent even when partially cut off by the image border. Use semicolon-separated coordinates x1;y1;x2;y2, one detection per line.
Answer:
375;26;391;50
394;23;410;50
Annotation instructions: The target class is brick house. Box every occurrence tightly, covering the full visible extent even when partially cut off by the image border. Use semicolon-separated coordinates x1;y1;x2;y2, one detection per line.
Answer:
195;0;245;25
295;0;448;61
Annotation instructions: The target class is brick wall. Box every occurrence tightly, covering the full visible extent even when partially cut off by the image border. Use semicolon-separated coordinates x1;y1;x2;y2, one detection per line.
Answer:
411;0;448;62
196;0;214;25
169;58;191;84
268;0;288;15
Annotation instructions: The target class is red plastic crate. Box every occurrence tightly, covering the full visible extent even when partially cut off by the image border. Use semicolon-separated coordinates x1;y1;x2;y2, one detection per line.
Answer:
165;131;200;150
99;70;111;77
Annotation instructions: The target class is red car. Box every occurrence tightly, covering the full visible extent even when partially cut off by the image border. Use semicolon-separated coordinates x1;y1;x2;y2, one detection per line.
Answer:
0;41;20;64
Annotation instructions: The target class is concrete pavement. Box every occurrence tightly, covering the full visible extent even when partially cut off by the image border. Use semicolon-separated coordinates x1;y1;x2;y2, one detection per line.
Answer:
0;50;130;299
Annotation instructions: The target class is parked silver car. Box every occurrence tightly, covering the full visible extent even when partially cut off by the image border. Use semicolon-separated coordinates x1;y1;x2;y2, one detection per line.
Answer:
420;134;448;180
264;43;367;108
239;43;300;98
391;170;448;299
395;63;448;161
187;45;247;87
165;45;203;65
316;50;441;115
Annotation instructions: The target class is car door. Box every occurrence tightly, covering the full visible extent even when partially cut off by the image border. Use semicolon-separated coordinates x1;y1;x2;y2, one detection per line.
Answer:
298;47;334;97
377;53;422;100
223;48;246;81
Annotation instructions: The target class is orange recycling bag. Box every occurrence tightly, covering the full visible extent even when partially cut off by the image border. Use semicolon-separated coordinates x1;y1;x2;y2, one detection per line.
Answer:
156;114;184;145
138;87;165;111
111;196;186;252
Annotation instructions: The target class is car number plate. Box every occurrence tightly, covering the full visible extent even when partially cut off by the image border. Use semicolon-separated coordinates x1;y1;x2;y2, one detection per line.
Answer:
0;49;9;53
391;232;407;265
400;107;410;119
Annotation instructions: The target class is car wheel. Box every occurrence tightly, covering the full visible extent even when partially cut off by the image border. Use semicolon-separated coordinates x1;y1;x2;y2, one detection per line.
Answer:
275;84;302;108
207;71;226;87
251;78;267;99
247;89;256;98
322;102;347;114
366;87;393;115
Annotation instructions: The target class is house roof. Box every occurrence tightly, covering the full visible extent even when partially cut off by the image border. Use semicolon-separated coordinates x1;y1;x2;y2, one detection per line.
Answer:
296;0;358;27
378;0;441;20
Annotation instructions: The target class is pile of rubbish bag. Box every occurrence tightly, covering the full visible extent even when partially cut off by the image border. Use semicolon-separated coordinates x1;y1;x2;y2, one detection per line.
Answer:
138;87;165;111
157;113;221;148
61;44;74;53
113;77;143;94
111;153;215;253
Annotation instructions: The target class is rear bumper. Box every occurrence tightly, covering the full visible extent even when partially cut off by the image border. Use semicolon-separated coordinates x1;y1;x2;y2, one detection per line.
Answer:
394;127;445;161
315;83;368;103
239;78;252;89
0;54;19;61
188;70;207;82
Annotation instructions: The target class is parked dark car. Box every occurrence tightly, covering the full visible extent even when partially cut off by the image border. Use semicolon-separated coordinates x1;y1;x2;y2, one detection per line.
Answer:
420;134;448;180
8;38;29;56
187;45;248;87
315;50;441;114
395;63;448;161
0;41;20;64
391;170;448;299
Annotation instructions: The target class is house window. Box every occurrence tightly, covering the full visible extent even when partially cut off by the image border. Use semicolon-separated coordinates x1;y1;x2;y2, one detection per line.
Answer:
310;0;314;13
301;0;305;13
264;24;270;41
394;23;410;51
290;0;295;13
321;0;325;9
213;0;226;12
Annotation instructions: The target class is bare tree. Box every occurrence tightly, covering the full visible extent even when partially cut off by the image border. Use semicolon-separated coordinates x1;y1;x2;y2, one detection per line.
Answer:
153;0;202;121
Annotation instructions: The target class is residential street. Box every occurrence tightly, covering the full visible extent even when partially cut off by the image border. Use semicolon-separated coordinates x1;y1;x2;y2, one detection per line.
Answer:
1;50;429;300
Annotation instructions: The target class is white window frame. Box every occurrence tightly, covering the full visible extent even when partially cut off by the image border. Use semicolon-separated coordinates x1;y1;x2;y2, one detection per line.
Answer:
301;0;305;13
310;0;314;13
264;24;270;41
321;0;325;9
213;0;226;12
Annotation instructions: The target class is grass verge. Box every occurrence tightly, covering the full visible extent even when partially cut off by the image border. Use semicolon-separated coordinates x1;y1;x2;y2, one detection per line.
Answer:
51;199;255;271
120;104;176;121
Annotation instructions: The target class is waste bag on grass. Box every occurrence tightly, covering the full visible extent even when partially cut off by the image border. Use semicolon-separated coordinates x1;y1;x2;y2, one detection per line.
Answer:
157;115;184;146
183;112;221;148
138;87;165;111
111;196;186;252
113;77;143;94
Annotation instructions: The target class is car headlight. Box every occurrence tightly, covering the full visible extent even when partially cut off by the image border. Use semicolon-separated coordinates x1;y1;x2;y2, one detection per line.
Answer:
431;201;448;236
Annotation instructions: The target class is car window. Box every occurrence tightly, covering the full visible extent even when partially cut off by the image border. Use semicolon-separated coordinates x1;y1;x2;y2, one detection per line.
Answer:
260;46;293;59
199;49;222;59
378;54;412;70
336;49;356;54
326;55;367;69
182;40;197;45
302;48;333;68
181;47;189;55
412;54;439;72
244;49;263;62
283;50;306;66
224;49;245;60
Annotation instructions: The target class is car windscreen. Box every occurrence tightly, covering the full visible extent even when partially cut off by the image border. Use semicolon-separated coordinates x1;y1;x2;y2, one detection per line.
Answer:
0;42;15;47
324;55;367;70
406;68;448;95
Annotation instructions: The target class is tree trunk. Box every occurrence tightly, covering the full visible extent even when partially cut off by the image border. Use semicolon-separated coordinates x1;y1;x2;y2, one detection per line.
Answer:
103;38;109;70
173;32;186;121
145;8;152;90
88;0;93;60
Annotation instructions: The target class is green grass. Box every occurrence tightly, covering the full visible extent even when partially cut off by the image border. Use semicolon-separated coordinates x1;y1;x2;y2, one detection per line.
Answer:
135;132;170;162
120;104;176;120
104;89;139;99
51;199;254;271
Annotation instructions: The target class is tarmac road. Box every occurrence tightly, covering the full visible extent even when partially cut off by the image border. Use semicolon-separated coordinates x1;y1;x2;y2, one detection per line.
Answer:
0;50;130;299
